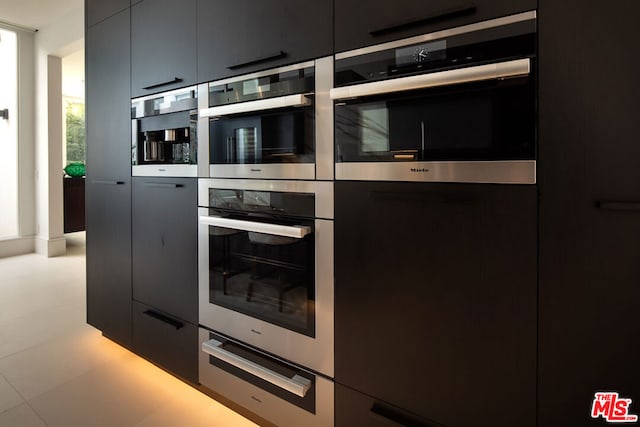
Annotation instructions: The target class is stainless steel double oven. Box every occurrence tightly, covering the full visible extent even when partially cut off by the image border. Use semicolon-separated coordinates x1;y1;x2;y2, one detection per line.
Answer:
197;57;335;426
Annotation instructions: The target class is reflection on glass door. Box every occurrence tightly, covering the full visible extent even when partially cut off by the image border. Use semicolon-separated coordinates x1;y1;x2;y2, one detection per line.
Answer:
0;28;18;239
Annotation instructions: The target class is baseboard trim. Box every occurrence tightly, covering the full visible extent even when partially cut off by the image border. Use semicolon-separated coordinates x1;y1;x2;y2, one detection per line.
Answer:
34;236;67;257
0;236;36;259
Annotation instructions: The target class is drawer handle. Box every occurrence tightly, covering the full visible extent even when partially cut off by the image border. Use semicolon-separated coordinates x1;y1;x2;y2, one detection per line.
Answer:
142;77;183;90
202;338;312;397
370;403;436;427
93;180;125;185
143;310;184;330
369;2;477;36
227;51;287;70
596;201;640;212
142;183;185;188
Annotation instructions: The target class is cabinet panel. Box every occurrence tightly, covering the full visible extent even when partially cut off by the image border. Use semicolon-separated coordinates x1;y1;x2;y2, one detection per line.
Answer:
133;301;198;383
85;9;132;348
335;181;537;427
86;181;132;348
131;0;197;97
132;177;198;324
85;9;131;180
335;0;536;53
538;1;640;425
197;0;332;82
86;0;129;27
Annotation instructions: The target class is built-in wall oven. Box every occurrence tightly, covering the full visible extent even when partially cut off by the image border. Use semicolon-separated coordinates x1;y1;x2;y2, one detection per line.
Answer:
332;11;537;184
197;178;334;377
198;57;333;180
131;86;199;177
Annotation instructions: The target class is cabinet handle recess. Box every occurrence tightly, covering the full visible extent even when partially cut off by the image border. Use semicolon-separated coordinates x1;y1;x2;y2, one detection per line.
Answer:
143;183;185;188
143;310;184;330
596;201;640;212
142;77;183;90
227;51;287;70
93;180;125;185
370;403;436;427
369;2;477;36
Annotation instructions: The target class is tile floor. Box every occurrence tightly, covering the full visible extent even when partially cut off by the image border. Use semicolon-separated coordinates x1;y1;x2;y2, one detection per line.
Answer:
0;233;257;427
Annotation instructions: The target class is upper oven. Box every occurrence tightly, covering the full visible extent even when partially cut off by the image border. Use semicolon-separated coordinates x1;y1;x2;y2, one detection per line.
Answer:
131;86;198;177
198;179;334;377
331;11;537;184
198;57;334;180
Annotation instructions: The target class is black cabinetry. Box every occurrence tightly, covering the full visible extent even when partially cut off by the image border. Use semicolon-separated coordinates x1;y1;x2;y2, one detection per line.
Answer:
131;0;197;97
131;177;198;382
538;2;640;425
197;0;332;82
85;8;132;348
335;181;537;427
86;0;129;27
335;0;536;53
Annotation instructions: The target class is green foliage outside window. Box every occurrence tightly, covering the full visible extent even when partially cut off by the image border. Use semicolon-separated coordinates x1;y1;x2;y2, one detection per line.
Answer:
66;103;85;164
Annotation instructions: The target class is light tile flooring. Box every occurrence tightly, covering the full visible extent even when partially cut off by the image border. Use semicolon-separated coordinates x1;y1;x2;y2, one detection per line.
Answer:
0;233;257;427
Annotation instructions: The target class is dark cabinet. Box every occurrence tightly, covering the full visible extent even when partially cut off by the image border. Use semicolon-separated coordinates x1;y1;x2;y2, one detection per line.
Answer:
85;9;132;348
334;181;537;427
335;0;537;53
132;301;198;384
131;177;198;325
86;0;129;27
197;0;333;82
131;0;197;97
538;2;640;425
63;177;85;233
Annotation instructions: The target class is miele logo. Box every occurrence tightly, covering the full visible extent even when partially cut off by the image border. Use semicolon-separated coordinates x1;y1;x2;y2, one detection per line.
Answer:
410;168;430;173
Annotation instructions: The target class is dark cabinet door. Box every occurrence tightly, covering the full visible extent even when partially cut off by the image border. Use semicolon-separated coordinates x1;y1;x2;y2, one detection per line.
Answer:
86;181;132;348
131;0;197;97
197;0;332;82
538;2;640;425
334;181;537;427
335;0;537;53
132;177;198;324
85;9;132;348
86;0;129;27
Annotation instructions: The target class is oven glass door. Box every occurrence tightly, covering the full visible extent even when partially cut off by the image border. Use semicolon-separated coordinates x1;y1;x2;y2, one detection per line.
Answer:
205;211;316;337
210;106;315;165
335;76;535;163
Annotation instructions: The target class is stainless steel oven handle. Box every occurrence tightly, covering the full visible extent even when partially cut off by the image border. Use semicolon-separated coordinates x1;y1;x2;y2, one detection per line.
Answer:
199;94;311;118
202;339;312;397
329;58;530;100
199;215;312;239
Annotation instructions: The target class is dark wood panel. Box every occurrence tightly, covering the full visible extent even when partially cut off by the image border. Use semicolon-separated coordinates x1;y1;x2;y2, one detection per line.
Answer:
63;177;86;233
335;181;537;427
86;0;129;28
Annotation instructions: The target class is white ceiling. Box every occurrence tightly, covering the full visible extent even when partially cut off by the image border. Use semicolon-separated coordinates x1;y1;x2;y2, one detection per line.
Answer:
0;0;82;31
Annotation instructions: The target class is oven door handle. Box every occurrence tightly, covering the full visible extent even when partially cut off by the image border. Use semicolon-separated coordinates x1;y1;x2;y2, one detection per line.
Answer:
199;215;312;239
199;94;311;118
329;58;530;100
202;338;312;397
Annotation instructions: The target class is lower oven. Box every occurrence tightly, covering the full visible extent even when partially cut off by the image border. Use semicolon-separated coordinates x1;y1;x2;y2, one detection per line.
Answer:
198;179;334;377
199;328;334;427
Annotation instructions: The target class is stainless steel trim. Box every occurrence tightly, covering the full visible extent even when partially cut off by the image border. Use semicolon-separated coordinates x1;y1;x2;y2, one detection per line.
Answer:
132;164;198;177
200;94;311;118
207;60;315;87
335;10;537;59
314;56;334;180
131;85;198;119
199;216;311;239
197;83;210;177
209;163;316;181
198;179;334;219
335;160;536;184
131;119;138;166
202;338;312;397
330;58;530;100
198;329;334;427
